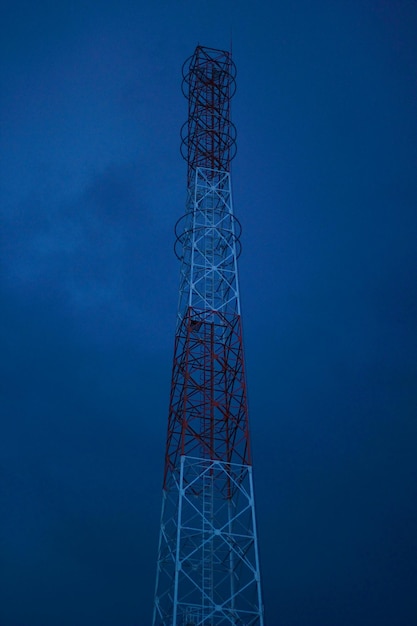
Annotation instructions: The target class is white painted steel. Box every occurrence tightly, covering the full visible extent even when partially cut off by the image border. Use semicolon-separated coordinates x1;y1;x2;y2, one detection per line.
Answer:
153;456;264;625
177;167;241;327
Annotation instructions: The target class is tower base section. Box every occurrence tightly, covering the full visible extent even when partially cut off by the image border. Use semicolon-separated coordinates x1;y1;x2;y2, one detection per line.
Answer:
153;456;264;626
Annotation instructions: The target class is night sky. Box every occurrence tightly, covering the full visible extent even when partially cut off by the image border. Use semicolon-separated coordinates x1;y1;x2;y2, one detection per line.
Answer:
1;1;417;625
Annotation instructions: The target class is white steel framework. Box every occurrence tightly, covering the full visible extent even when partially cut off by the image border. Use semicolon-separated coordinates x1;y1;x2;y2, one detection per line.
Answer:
154;457;263;626
175;166;241;323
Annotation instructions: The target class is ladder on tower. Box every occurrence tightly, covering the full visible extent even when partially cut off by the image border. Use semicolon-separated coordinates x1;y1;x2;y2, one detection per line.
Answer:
202;468;213;625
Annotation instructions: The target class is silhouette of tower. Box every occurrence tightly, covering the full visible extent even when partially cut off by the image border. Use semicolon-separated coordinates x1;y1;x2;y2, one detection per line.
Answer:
152;45;264;626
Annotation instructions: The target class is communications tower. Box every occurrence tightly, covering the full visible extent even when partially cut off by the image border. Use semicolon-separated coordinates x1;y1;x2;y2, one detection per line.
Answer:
152;45;264;626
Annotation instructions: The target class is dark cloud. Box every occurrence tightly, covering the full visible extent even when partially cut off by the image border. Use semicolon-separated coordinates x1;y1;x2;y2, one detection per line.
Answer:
1;1;417;625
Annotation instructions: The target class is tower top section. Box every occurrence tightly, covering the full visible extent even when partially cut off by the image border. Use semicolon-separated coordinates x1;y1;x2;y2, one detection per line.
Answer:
181;45;237;183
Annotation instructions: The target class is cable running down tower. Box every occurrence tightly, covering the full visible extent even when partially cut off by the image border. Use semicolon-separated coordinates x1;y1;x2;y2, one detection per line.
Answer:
152;45;264;626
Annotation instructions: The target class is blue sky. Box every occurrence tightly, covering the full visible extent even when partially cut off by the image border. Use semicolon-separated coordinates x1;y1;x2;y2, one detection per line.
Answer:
1;1;417;624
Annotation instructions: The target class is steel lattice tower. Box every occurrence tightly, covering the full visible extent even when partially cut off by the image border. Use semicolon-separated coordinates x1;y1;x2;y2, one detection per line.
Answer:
152;45;264;626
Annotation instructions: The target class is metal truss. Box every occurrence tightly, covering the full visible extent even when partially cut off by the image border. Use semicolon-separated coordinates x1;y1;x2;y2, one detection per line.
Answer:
153;456;263;626
175;166;242;326
152;46;264;626
181;46;237;181
163;307;250;488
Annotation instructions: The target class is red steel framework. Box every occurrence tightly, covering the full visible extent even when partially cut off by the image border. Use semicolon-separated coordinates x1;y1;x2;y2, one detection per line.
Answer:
164;307;251;493
181;46;237;180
